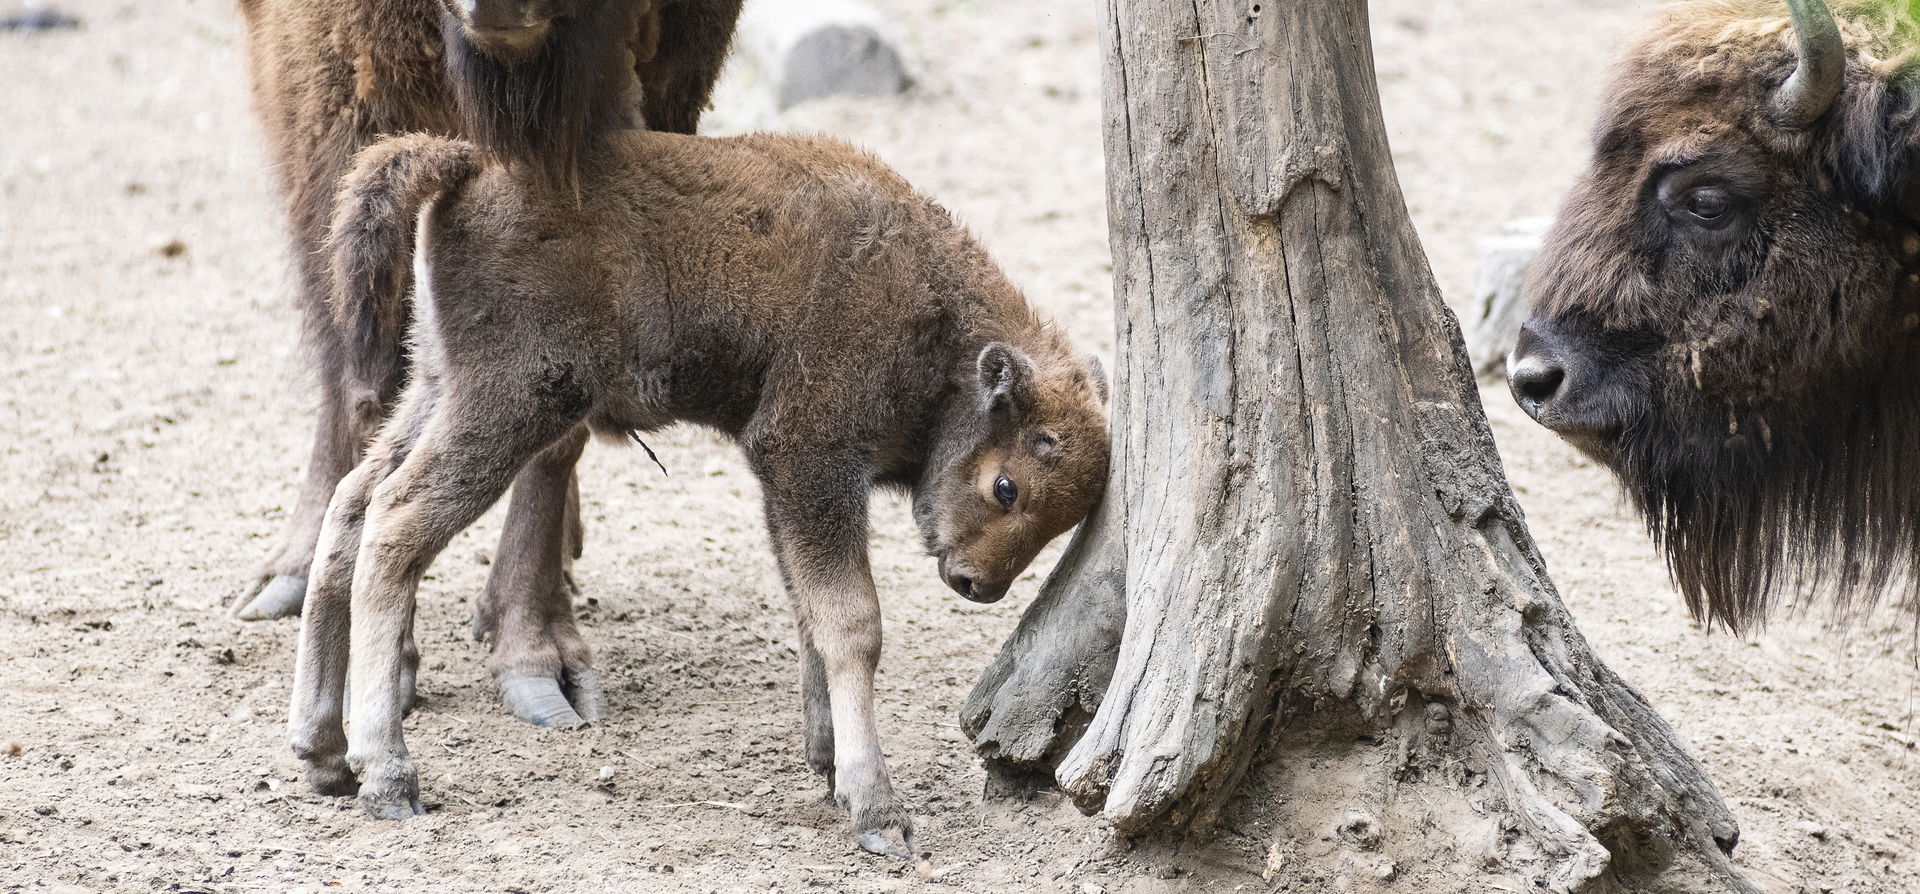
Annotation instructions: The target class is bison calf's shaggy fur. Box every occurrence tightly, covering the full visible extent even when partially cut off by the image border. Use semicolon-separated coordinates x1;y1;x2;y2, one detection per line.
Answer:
1513;0;1920;630
289;132;1111;854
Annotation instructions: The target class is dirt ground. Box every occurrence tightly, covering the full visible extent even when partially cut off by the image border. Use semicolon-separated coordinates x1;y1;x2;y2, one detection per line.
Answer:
2;0;1917;892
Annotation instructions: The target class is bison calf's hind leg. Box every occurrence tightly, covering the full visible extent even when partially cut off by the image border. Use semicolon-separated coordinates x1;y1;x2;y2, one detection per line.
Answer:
346;398;584;820
475;427;604;728
289;387;438;797
800;641;834;786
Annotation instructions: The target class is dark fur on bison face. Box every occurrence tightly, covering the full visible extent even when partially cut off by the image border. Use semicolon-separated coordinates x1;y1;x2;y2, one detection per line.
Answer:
1512;0;1920;631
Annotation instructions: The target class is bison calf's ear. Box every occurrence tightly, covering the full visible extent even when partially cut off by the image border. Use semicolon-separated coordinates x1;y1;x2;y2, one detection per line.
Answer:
978;342;1036;415
1083;353;1109;404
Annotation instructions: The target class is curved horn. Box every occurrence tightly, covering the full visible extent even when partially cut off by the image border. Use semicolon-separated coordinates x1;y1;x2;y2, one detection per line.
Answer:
1771;0;1846;127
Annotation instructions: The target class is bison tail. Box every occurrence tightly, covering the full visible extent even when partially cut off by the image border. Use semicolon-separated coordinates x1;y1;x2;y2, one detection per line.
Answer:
326;134;480;396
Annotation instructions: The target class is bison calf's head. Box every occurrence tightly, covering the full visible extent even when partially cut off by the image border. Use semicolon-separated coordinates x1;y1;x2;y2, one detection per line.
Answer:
1512;0;1920;630
917;343;1110;605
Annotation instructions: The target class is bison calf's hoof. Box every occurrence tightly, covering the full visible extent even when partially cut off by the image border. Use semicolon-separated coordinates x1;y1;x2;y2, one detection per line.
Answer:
357;762;425;820
235;574;307;621
303;757;359;797
855;822;917;860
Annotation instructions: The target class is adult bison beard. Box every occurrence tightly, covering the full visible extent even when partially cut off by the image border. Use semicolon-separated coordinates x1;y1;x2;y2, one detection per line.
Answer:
441;1;639;193
1606;372;1920;633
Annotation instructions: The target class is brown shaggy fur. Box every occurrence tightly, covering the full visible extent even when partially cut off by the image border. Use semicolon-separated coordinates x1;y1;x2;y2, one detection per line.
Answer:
286;132;1111;851
234;0;740;725
1515;0;1920;631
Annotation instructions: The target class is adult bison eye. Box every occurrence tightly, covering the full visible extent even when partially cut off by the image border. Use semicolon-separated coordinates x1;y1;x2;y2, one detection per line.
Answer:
1676;188;1736;231
993;475;1018;509
1686;191;1727;221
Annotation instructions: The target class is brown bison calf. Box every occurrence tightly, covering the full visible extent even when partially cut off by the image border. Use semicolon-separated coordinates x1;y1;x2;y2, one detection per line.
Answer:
289;132;1111;855
236;0;742;727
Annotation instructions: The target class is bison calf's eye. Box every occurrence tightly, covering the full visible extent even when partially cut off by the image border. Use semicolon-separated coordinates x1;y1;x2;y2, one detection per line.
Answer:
993;475;1018;509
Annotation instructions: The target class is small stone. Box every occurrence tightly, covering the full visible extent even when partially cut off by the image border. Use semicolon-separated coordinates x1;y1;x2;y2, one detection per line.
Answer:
1794;820;1828;840
33;805;56;816
777;25;907;109
0;8;79;31
1337;810;1383;850
4;742;21;757
155;239;187;259
1081;884;1105;894
597;765;616;781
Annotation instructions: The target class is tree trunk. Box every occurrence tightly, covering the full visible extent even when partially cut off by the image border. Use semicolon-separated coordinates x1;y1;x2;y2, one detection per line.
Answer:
960;1;1755;891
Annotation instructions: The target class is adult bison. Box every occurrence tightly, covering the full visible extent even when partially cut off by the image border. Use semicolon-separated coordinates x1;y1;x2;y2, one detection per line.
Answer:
235;0;742;726
1510;0;1920;631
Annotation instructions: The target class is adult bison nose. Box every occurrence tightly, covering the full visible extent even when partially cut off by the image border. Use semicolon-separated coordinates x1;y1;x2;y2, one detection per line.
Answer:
1508;354;1567;418
1507;319;1575;422
463;0;550;31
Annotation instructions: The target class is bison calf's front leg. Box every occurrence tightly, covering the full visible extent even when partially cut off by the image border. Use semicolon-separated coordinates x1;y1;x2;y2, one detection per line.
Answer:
766;499;913;858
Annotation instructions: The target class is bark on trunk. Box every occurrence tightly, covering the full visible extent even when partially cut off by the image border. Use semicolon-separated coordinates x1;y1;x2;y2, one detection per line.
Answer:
961;2;1755;891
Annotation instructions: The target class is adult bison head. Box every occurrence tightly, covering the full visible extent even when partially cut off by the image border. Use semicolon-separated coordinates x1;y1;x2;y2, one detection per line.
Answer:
1511;0;1920;631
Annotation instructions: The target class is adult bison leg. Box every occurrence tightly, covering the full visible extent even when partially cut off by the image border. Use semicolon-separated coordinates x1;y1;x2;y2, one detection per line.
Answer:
235;212;395;620
234;375;359;619
474;426;605;727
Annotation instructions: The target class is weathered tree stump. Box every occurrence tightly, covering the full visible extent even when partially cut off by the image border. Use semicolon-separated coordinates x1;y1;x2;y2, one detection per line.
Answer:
962;1;1754;890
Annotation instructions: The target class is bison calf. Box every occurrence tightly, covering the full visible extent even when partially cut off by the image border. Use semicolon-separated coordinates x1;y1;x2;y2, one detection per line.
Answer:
288;132;1111;856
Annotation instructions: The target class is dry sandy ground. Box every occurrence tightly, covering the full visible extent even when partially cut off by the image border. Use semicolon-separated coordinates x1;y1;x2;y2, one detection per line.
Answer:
2;0;1917;892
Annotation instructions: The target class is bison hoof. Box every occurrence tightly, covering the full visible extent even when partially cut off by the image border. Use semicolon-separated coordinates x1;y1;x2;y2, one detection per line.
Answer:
497;670;602;728
235;575;307;621
856;826;916;861
359;773;424;820
304;758;359;797
364;795;425;821
852;798;916;860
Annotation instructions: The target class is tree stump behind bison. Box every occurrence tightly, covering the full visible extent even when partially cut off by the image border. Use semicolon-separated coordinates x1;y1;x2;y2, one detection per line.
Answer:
963;1;1758;890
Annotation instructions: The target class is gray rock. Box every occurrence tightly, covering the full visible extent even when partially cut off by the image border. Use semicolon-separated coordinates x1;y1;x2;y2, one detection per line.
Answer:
1463;216;1552;382
778;23;907;110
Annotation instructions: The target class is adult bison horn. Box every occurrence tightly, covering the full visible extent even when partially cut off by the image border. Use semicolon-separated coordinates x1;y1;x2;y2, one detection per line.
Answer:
1772;0;1845;127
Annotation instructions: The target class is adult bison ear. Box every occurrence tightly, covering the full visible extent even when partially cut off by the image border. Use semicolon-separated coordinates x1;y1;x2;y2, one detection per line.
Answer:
978;342;1037;416
1771;0;1845;128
